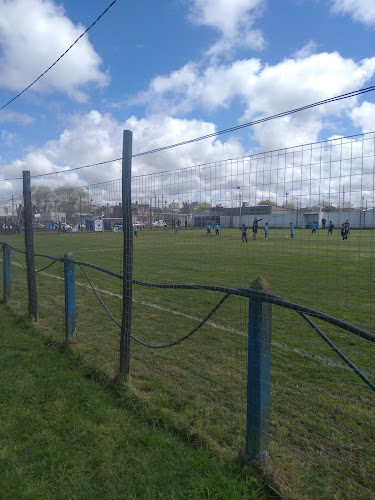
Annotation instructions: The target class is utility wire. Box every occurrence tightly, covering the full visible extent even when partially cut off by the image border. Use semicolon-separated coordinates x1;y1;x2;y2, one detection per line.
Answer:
132;84;375;157
1;83;375;181
0;0;119;111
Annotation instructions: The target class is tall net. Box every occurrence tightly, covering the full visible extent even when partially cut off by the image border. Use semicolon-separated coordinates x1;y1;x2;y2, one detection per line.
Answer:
128;132;375;499
1;131;374;499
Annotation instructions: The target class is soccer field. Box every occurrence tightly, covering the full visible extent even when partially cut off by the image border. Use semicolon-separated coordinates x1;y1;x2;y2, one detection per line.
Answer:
2;227;375;499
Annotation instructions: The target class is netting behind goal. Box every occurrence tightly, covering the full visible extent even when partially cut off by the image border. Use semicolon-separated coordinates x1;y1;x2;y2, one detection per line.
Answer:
1;130;374;499
128;131;375;499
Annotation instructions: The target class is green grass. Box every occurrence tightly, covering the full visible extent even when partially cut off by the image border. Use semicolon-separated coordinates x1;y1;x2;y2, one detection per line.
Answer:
1;227;375;499
0;305;271;500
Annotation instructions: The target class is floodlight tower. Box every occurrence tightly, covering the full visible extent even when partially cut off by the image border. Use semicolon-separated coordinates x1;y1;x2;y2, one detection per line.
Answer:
237;186;241;226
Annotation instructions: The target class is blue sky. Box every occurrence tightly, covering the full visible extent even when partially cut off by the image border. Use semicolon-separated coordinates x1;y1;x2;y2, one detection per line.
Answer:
1;0;375;200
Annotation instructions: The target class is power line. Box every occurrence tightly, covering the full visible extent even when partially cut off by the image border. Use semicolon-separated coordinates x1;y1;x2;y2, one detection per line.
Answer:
0;0;119;111
0;158;122;181
1;83;375;181
132;84;375;157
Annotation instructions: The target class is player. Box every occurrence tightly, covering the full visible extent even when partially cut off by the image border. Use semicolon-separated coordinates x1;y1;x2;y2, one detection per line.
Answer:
175;222;179;234
341;222;348;240
206;223;212;236
311;221;318;234
133;225;138;238
328;221;334;235
214;223;220;235
290;223;294;239
241;224;248;242
252;217;262;240
264;223;268;239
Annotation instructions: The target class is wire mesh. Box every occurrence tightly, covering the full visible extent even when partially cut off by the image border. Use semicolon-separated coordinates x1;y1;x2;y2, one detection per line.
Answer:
128;131;375;499
0;131;374;498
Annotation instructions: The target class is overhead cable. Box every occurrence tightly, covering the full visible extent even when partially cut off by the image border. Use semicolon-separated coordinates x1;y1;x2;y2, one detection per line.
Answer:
0;0;119;111
1;83;375;181
132;84;375;157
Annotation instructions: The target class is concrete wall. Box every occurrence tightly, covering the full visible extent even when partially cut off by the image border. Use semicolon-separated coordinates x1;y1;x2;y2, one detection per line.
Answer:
219;210;375;229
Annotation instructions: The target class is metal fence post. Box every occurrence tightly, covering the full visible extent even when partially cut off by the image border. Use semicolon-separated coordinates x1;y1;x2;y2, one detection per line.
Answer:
23;170;38;321
246;276;272;461
64;252;76;343
120;130;133;381
3;243;11;303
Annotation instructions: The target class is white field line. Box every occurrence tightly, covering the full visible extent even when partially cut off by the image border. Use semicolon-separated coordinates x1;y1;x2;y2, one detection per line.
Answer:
4;258;354;372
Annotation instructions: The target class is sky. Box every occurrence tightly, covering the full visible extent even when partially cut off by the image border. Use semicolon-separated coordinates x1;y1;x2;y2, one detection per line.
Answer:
1;0;375;204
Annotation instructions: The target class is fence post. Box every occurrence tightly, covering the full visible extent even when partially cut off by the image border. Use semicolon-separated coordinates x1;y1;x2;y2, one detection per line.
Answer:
120;130;133;381
246;276;272;461
23;170;38;321
3;243;11;303
64;252;76;343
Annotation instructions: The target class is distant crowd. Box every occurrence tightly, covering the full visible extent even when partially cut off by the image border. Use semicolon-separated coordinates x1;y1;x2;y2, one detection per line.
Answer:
0;223;20;234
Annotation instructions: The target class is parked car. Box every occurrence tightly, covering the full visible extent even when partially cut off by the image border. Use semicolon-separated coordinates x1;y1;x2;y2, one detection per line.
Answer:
152;220;166;227
32;222;45;231
133;221;145;227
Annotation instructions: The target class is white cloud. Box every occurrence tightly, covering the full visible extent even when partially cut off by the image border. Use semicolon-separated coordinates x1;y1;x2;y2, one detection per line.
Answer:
135;51;375;151
0;0;109;102
349;101;375;131
330;0;375;26
188;0;266;58
293;40;318;59
241;53;375;118
134;59;262;115
0;110;245;200
0;110;34;126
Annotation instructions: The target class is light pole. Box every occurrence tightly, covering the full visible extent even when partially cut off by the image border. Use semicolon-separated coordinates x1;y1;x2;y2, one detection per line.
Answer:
237;186;241;227
79;193;82;231
54;199;60;226
285;192;289;208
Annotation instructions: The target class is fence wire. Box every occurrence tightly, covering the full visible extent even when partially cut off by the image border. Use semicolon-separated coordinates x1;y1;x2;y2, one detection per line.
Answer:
1;131;374;499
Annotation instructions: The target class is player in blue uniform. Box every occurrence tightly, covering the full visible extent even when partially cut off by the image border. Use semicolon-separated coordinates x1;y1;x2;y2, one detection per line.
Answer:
241;224;247;242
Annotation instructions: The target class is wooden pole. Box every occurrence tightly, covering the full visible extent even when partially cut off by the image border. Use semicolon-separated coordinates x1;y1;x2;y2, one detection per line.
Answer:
23;171;38;321
120;130;133;381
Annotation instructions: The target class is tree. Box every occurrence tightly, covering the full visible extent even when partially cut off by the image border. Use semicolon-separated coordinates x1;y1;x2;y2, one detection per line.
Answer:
169;201;180;211
258;199;275;206
53;186;88;220
342;201;353;209
322;203;338;212
31;185;53;213
181;201;190;214
282;201;295;208
196;203;211;212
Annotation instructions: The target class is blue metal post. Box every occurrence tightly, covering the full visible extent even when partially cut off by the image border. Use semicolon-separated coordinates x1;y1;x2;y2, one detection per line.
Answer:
3;243;11;303
246;276;272;461
64;252;76;343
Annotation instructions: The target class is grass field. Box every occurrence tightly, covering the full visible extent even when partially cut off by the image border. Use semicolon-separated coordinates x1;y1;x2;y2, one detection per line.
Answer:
0;305;271;499
1;226;375;499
